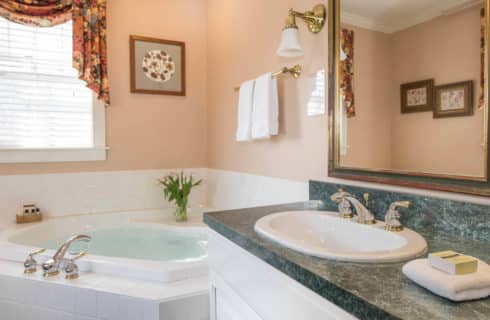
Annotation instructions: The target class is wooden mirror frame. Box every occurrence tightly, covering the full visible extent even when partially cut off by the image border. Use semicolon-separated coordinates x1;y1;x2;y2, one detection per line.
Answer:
327;0;490;196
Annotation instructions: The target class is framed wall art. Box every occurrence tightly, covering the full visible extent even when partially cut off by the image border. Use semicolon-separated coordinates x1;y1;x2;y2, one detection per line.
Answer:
434;81;474;118
400;79;434;113
130;35;186;96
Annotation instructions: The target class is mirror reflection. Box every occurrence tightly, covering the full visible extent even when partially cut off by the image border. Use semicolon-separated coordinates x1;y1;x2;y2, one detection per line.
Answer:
337;0;487;179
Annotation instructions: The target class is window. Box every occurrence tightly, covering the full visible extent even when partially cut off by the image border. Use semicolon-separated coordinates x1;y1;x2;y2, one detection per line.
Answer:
0;17;106;163
307;68;326;116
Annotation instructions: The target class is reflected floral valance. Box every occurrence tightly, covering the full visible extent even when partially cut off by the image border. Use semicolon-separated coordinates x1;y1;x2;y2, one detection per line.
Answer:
0;0;110;106
480;7;486;110
340;28;355;118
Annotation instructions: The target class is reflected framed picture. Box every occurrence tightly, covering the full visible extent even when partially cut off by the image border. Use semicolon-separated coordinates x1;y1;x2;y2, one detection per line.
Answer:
434;81;473;118
400;79;434;113
130;35;186;96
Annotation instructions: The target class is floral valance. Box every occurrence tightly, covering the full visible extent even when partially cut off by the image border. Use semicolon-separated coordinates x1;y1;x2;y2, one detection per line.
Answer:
340;28;355;118
0;0;72;27
0;0;110;106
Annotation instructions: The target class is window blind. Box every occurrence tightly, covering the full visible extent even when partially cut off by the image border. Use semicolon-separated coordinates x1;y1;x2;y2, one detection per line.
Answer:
0;17;93;149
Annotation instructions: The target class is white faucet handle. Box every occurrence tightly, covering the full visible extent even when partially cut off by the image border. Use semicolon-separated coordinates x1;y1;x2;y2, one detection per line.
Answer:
64;251;87;280
385;201;411;232
330;189;352;203
389;201;411;211
24;248;46;274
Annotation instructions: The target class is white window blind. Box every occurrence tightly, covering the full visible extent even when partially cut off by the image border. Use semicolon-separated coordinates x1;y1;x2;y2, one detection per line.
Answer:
0;17;93;150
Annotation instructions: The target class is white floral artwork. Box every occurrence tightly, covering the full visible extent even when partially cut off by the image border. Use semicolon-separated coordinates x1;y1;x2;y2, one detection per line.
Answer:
406;88;427;106
141;50;175;83
440;89;465;111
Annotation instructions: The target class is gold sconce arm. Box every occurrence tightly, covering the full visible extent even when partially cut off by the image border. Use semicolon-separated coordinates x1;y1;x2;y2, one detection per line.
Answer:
286;4;326;33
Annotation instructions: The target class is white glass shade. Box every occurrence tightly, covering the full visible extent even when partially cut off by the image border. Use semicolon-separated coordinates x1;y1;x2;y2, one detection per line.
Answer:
276;28;304;57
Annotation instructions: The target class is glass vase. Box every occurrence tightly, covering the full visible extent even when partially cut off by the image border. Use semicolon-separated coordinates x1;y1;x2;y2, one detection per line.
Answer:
175;205;188;222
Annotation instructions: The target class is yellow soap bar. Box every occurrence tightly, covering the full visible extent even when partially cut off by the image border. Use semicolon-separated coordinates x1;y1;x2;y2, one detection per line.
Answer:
446;256;478;275
428;251;478;275
430;250;459;259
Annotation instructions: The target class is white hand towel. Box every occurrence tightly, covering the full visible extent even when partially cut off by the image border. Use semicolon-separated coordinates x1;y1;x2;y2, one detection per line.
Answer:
251;73;279;139
402;258;490;302
236;80;255;141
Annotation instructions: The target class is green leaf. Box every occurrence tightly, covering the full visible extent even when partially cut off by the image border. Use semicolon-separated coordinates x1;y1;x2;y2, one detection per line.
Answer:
158;171;202;207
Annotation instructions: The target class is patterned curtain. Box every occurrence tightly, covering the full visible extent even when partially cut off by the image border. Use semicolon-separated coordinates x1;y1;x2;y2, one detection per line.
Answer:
0;0;110;106
340;29;355;118
480;8;486;110
72;0;109;106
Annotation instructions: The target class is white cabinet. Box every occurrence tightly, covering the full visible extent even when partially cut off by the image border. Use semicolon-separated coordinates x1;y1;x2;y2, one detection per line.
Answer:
208;230;359;320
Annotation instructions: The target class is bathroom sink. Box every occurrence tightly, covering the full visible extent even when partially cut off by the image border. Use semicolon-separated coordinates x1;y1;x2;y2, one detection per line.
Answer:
254;211;427;263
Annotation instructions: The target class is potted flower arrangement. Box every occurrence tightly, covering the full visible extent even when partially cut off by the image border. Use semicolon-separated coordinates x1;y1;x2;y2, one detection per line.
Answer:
158;171;202;222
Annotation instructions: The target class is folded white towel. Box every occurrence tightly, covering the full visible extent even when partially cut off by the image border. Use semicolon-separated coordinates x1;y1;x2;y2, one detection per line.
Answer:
403;258;490;302
269;78;279;135
236;80;255;142
251;73;279;140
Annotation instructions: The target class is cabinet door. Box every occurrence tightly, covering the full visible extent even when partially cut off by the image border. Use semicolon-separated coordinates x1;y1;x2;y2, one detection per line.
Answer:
211;275;262;320
215;288;245;320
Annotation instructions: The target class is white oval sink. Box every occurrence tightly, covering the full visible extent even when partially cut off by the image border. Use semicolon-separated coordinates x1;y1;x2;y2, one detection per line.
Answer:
255;211;428;263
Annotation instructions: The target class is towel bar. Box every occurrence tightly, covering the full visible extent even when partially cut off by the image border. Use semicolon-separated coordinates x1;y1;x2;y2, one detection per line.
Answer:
234;65;302;91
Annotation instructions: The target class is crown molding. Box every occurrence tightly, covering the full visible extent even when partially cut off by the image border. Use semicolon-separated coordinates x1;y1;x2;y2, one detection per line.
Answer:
341;12;391;33
342;0;484;34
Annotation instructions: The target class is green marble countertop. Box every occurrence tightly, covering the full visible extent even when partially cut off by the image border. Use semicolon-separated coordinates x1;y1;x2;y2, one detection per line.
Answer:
203;202;490;320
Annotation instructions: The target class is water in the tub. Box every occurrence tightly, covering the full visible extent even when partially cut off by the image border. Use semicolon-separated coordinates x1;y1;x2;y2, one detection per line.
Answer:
41;227;208;261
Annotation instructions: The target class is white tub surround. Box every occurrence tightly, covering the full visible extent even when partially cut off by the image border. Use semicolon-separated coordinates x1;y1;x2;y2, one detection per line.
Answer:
0;260;209;320
0;209;209;283
0;168;310;320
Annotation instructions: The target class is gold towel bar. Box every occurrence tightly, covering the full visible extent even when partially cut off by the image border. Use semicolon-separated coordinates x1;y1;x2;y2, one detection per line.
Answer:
234;65;302;91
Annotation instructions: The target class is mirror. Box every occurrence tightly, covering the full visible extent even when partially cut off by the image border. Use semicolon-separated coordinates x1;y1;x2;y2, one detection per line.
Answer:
329;0;490;195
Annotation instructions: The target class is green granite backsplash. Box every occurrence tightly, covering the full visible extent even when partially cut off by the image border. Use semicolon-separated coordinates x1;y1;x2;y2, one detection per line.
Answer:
309;180;490;242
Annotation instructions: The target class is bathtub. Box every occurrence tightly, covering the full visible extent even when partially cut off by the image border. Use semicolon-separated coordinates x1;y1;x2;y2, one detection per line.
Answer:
0;209;209;283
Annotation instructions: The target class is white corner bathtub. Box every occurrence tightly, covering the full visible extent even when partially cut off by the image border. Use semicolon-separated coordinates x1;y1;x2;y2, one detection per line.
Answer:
0;209;209;283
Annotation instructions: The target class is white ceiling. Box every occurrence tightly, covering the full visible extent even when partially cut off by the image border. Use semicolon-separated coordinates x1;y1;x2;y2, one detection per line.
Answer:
341;0;483;33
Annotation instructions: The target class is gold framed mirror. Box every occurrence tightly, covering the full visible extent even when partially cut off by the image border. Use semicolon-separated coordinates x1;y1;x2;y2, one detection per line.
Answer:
328;0;490;196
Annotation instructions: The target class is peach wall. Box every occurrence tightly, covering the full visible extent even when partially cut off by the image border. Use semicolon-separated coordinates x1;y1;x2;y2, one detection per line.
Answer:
0;0;208;176
206;0;329;181
340;24;393;169
1;0;484;183
390;6;485;177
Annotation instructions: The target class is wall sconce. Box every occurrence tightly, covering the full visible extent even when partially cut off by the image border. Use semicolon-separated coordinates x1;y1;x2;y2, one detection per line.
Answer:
277;4;326;57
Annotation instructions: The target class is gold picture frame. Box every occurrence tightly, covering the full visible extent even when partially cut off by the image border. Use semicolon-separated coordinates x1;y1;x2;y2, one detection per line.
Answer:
400;79;435;114
130;35;186;96
434;81;474;118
